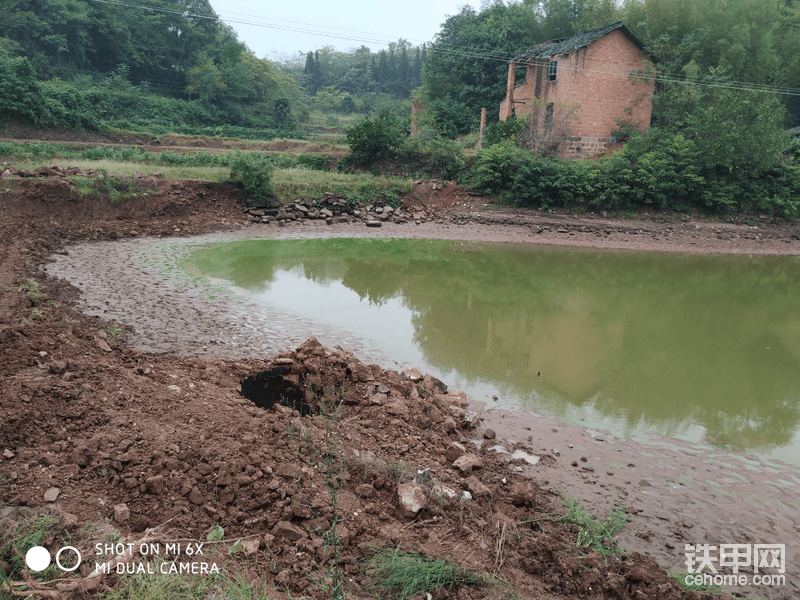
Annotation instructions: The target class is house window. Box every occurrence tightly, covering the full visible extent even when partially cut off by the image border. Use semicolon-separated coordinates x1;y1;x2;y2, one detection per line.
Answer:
545;103;554;129
548;60;558;81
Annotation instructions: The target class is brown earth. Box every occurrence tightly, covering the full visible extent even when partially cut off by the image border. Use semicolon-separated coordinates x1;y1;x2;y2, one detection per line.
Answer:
1;170;797;600
0;122;347;156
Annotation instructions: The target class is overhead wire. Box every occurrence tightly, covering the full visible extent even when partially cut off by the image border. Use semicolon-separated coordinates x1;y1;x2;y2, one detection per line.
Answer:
83;0;800;98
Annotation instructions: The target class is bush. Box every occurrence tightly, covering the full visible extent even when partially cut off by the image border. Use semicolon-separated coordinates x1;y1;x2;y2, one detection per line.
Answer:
426;97;476;138
398;128;468;180
345;110;407;164
482;114;526;147
604;130;705;211
227;152;275;199
470;141;536;197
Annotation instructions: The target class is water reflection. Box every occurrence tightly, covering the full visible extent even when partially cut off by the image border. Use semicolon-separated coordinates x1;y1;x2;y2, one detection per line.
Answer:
185;238;800;452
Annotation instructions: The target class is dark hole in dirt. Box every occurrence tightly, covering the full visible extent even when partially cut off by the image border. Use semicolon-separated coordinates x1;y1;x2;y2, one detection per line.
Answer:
240;365;313;415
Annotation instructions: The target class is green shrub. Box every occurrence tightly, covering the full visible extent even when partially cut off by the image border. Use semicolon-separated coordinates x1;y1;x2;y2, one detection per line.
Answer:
345;110;407;164
604;131;705;211
296;153;334;171
483;114;526;147
470;141;536;197
227;152;275;198
399;128;467;180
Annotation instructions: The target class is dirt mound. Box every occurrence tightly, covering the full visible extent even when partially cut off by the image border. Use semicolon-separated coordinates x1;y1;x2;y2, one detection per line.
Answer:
0;330;714;600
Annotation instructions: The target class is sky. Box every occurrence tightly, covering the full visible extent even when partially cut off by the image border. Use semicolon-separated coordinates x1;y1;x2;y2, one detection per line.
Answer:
206;0;483;62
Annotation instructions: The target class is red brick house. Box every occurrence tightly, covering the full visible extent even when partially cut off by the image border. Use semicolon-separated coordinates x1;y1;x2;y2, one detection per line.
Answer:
499;22;654;158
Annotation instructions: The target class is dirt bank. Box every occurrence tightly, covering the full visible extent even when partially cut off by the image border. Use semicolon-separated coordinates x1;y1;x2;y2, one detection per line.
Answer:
1;176;797;599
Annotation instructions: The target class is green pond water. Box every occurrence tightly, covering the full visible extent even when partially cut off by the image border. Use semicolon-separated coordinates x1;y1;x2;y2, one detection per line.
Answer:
182;237;800;460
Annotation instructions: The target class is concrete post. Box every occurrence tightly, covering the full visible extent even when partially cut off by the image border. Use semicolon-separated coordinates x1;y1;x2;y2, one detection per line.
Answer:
478;107;487;150
501;60;516;121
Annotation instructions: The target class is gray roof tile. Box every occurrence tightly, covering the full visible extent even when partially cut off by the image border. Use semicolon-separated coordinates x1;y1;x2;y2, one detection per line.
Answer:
516;22;646;62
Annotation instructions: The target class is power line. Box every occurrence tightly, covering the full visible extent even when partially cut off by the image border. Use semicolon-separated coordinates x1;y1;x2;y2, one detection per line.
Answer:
83;0;800;98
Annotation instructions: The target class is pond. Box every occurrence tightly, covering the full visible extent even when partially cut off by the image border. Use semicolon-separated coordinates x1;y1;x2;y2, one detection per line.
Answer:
181;237;800;461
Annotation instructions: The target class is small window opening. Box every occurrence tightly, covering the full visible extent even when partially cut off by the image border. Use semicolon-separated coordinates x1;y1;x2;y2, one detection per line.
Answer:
545;103;554;129
548;60;558;81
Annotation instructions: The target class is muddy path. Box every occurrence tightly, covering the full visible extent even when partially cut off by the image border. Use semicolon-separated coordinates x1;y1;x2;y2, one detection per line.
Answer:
1;176;798;599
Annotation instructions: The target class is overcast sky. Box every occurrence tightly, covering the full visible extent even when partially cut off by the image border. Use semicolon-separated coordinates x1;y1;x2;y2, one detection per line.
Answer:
207;0;483;62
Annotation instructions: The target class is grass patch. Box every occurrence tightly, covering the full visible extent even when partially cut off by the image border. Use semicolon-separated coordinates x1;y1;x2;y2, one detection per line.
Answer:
669;571;724;594
0;510;59;580
273;168;411;205
102;325;125;343
16;278;44;304
97;558;215;600
21;158;229;183
362;547;485;600
560;495;629;558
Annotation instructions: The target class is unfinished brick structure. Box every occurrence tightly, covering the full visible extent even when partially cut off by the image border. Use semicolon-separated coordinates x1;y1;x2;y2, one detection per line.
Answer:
499;22;654;158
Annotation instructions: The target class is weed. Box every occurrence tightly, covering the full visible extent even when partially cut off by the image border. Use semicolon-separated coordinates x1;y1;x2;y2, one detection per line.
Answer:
379;461;416;483
362;546;484;600
16;279;44;304
669;571;724;594
103;325;125;343
97;558;214;600
19;308;50;324
559;495;629;558
0;510;58;579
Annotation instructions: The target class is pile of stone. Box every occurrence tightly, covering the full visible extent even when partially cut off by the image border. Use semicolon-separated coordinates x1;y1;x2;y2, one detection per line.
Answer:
244;192;409;227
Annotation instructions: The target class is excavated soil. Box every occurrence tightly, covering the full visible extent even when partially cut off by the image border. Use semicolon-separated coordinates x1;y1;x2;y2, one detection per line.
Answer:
1;172;798;600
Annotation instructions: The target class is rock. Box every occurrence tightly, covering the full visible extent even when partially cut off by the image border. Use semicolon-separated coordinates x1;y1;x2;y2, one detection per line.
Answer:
145;475;165;495
385;402;409;417
452;454;482;474
355;483;374;497
432;484;458;500
483;429;496;440
348;363;375;382
219;488;235;505
2;449;14;459
444;442;467;463
369;393;387;405
401;367;423;381
272;521;306;541
442;418;458;432
507;482;536;506
95;337;112;352
188;487;204;505
366;220;382;228
44;487;60;502
114;503;130;523
241;538;260;555
319;208;333;218
50;360;68;375
423;374;447;394
459;491;473;502
216;465;232;486
464;476;491;500
397;483;427;518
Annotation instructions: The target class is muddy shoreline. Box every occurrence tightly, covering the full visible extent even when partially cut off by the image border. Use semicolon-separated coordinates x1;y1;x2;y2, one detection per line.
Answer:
44;219;800;599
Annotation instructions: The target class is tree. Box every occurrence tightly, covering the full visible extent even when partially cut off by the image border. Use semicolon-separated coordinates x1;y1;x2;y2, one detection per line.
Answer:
399;46;410;96
421;3;540;135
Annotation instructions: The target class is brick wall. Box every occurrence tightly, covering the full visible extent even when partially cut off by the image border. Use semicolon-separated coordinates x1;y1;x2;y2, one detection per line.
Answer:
500;29;654;158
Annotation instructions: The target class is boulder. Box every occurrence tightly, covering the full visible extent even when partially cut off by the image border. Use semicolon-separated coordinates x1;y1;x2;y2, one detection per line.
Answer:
397;483;427;518
452;454;482;474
